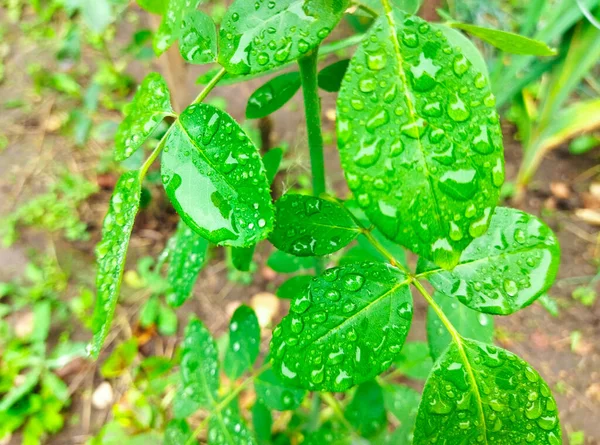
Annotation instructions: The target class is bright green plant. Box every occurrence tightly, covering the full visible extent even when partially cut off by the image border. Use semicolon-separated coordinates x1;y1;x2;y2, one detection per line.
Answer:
90;0;564;443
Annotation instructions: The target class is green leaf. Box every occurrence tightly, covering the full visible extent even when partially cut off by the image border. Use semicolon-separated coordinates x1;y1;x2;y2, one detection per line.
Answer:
166;220;209;307
136;0;166;15
31;301;51;343
418;207;560;315
337;11;504;269
345;380;387;438
231;245;255;272
383;384;420;444
90;171;142;358
276;275;313;299
270;262;412;391
115;73;173;162
209;398;257;445
164;419;192;445
79;0;113;34
157;304;178;335
427;292;494;360
435;24;489;81
252;400;272;441
267;250;314;273
224;306;260;379
218;0;349;74
100;338;138;378
449;22;557;56
255;367;306;411
318;59;350;93
262;147;284;184
355;0;422;15
179;10;218;64
153;0;202;55
0;368;41;411
161;103;274;247
413;338;562;444
394;342;433;380
246;72;302;119
303;421;351;445
269;194;361;256
178;318;219;408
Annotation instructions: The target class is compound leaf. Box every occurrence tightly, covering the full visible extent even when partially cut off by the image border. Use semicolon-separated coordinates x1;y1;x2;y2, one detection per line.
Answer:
166;220;209;307
276;275;313;299
383;384;421;444
413;338;561;444
219;0;349;74
427;291;494;360
270;262;412;391
208;398;257;445
164;419;192;445
450;22;557;56
394;342;433;380
153;0;202;55
318;59;350;93
161;103;274;247
418;207;560;315
246;72;302;119
255;367;307;411
179;10;218;64
178;318;219;408
224;306;260;380
337;11;504;269
114;73;173;162
269;194;361;256
345;379;387;438
90;171;141;358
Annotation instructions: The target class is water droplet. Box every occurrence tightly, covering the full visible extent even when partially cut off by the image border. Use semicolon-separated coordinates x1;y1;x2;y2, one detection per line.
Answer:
438;169;478;201
343;274;365;291
447;94;471;122
366;48;387;71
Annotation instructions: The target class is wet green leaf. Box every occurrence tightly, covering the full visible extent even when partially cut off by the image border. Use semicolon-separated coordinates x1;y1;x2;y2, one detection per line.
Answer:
246;72;301;119
166;220;209;307
270;262;412;391
345;380;387;438
270;194;361;256
383;384;420;444
161;103;274;247
262;147;284;184
153;0;202;55
218;0;349;74
418;207;560;315
231;245;255;272
255;367;306;411
114;73;173;162
179;10;218;64
164;419;192;445
413;338;562;445
224;306;260;379
427;292;494;360
276;275;313;299
450;22;557;56
90;171;142;358
394;342;433;380
208;398;257;445
178;318;219;408
355;0;422;15
337;11;504;269
267;250;314;273
318;59;350;92
100;338;138;378
136;0;166;15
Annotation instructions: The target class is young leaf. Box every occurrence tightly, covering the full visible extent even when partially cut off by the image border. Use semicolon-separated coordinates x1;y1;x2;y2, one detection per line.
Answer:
276;275;313;299
269;194;361;256
418;207;560;315
157;304;178;335
114;73;173;162
270;262;413;391
394;342;433;380
208;398;258;445
164;419;192;445
450;22;557;56
224;305;260;380
161;103;274;247
345;380;387;438
166;220;209;307
153;0;201;55
427;292;494;360
413;338;561;444
318;59;350;93
178;318;219;408
267;250;314;273
254;367;307;411
246;72;302;119
218;0;350;74
90;171;142;358
262;147;284;184
179;10;218;64
336;11;504;269
383;384;421;444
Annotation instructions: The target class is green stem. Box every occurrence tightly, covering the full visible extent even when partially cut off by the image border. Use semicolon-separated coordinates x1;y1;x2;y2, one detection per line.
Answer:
411;279;460;343
320;392;354;432
187;362;272;445
307;393;321;432
298;49;326;198
192;67;227;105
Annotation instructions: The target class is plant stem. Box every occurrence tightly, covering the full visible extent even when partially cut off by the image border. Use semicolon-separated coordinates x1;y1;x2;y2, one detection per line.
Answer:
192;67;227;105
307;393;321;432
138;137;165;180
411;279;460;343
320;392;354;432
187;362;272;445
298;49;327;198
